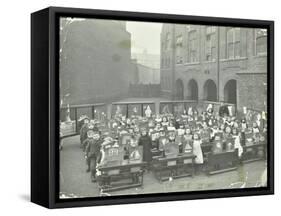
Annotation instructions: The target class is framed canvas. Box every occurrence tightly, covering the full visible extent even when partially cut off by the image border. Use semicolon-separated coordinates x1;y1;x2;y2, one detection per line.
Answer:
31;6;274;208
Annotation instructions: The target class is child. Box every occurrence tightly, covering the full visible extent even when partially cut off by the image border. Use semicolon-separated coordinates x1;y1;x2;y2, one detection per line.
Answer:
232;128;243;157
84;130;103;182
192;133;204;173
183;128;193;154
177;124;185;136
212;135;223;154
224;126;233;151
161;116;169;129
252;122;260;134
240;118;248;146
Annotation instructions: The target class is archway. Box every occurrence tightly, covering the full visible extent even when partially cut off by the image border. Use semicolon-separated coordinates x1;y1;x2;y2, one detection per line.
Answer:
175;79;184;100
224;79;237;104
187;79;198;100
203;79;217;101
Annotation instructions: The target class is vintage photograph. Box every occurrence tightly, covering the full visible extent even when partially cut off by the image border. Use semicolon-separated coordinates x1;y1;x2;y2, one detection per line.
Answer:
59;17;268;198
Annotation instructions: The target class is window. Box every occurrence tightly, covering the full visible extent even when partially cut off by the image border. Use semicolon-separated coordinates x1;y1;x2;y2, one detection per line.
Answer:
205;26;216;61
227;28;240;59
188;30;198;63
176;35;183;64
165;33;171;50
234;28;241;58
255;29;267;55
176;55;183;64
176;35;183;46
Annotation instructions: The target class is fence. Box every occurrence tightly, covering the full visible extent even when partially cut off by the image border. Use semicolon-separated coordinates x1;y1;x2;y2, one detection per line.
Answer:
60;103;106;137
60;100;238;138
159;100;198;115
111;101;156;118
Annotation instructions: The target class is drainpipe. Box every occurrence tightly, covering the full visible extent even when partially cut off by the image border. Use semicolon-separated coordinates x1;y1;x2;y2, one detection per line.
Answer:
171;24;176;100
217;26;220;102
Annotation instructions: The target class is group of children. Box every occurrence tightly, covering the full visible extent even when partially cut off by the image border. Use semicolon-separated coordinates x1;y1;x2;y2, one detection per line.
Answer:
79;104;267;182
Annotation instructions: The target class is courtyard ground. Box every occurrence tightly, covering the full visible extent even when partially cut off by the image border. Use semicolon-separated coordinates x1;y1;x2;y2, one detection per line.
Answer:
59;135;267;198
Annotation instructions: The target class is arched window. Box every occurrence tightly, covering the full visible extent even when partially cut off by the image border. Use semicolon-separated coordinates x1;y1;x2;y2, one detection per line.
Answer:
203;79;217;101
255;29;267;55
175;79;184;100
224;79;237;104
187;79;199;100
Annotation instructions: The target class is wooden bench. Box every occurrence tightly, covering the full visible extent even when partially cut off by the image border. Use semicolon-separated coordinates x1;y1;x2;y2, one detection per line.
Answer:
241;143;266;163
96;162;146;193
151;154;195;182
207;149;239;175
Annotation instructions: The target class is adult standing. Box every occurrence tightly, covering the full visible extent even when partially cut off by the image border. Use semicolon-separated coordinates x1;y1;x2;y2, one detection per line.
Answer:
138;128;152;166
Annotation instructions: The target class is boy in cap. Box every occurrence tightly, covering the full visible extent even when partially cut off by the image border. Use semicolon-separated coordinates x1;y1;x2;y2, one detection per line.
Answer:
84;128;103;182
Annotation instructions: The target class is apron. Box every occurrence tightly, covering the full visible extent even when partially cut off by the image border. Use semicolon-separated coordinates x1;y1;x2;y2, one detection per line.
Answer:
193;140;204;164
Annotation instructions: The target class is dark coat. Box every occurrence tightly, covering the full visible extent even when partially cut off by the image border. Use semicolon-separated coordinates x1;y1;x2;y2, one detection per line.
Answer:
84;138;103;159
138;135;152;163
80;124;89;143
219;105;230;117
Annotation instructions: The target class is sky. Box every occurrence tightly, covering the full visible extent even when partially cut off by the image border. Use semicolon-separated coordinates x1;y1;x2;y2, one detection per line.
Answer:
126;21;162;55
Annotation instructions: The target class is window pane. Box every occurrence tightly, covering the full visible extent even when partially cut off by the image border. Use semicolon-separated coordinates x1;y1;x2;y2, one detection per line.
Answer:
256;36;267;54
234;28;240;42
234;41;240;57
211;47;216;60
188;30;197;62
227;28;234;42
228;43;234;58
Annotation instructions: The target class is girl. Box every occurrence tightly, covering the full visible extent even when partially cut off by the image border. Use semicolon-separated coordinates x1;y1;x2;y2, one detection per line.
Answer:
183;128;193;153
224;126;233;151
232;128;243;157
177;124;185;136
167;121;176;131
181;109;188;119
252;122;260;134
240;118;248;146
192;133;204;173
161;116;168;128
184;128;193;140
212;135;223;154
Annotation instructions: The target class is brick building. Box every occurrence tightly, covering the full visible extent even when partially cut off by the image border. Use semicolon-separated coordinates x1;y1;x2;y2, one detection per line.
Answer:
131;51;160;84
60;18;135;105
160;24;267;111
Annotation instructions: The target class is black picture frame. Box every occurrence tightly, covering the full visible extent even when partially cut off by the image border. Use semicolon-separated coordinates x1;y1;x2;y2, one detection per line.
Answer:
31;6;274;208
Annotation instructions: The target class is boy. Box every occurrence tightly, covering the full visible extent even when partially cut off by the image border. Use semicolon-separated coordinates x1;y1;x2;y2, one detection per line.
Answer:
84;129;103;182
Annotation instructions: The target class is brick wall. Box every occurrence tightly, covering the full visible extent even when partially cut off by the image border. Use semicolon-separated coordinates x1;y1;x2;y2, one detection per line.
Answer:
60;19;135;105
237;73;267;111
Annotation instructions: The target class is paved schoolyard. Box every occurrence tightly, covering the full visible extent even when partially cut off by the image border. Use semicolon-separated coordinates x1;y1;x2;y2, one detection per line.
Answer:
59;135;266;198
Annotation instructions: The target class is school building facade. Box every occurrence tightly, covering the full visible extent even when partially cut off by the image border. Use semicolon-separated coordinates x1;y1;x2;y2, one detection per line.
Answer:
160;24;267;112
